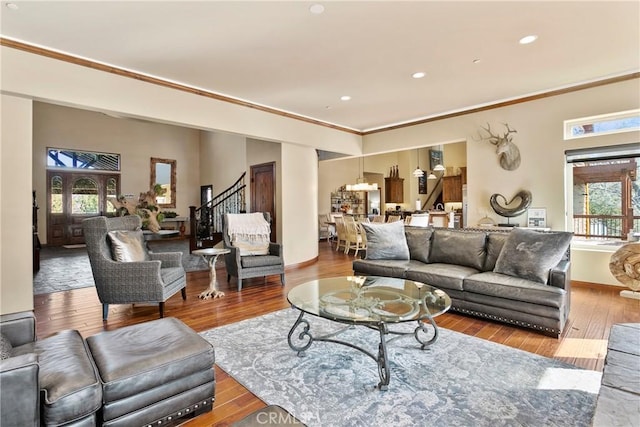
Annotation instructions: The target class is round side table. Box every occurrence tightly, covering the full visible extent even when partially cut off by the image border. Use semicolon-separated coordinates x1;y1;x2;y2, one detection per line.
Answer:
192;248;231;300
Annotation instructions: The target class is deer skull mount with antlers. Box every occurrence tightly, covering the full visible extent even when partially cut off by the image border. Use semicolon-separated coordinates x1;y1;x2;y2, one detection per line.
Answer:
478;123;521;171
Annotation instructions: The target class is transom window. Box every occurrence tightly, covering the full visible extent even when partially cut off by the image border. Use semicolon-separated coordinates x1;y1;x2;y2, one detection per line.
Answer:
564;109;640;140
47;148;120;171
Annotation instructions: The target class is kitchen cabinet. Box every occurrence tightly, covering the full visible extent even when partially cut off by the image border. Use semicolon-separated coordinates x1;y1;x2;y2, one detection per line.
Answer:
442;175;462;203
384;177;404;203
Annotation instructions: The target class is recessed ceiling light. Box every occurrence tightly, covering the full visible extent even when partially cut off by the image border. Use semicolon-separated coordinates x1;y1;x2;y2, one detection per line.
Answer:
412;72;426;79
309;4;324;15
519;35;538;45
6;2;19;10
340;95;351;101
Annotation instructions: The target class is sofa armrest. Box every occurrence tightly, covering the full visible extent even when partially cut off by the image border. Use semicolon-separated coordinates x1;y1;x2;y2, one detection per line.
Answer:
0;311;36;346
549;259;571;290
0;353;40;427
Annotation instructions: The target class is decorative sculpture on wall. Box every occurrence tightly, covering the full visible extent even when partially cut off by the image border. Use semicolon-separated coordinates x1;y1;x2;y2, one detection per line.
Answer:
477;123;521;171
489;190;532;225
609;243;640;298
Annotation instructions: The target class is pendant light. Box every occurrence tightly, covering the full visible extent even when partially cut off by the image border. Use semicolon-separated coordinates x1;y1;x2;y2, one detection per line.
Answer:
412;148;424;178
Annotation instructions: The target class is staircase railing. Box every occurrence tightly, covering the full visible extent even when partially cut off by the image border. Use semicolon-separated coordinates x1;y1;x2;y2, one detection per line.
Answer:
189;172;246;252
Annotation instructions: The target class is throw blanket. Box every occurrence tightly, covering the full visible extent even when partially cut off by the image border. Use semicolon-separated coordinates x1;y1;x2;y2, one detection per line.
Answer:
227;213;271;256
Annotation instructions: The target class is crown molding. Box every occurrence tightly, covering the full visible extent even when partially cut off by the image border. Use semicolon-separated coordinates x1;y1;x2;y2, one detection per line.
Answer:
2;38;638;138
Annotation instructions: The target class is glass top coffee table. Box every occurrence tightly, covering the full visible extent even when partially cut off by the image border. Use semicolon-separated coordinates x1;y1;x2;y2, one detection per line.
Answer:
287;275;451;390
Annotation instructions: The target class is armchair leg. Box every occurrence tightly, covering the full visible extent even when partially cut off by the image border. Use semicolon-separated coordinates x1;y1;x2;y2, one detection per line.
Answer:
227;274;231;283
102;304;109;321
159;302;165;318
181;287;187;300
280;274;285;286
237;279;243;292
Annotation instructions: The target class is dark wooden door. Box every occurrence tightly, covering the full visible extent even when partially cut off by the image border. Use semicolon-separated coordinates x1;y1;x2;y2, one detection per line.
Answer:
250;162;276;242
46;171;120;246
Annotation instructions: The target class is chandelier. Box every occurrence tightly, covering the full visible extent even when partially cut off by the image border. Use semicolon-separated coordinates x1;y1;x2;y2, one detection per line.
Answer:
347;156;378;191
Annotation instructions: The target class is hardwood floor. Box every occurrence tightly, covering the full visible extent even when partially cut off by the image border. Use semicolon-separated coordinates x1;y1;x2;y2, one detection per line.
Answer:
33;240;640;426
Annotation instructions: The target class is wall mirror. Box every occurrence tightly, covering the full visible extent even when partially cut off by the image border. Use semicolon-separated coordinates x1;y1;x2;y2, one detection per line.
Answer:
150;157;176;208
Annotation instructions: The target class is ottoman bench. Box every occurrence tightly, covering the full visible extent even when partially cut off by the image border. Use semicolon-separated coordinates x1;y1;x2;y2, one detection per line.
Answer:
86;317;215;427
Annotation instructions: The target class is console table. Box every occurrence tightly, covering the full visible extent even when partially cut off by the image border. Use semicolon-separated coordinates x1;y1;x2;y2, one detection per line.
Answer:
161;216;189;237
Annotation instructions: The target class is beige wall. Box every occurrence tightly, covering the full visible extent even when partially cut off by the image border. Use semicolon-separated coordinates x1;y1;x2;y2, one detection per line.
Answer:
199;131;247;197
1;46;361;156
281;144;319;265
32;103;201;244
1;95;34;314
360;79;640;230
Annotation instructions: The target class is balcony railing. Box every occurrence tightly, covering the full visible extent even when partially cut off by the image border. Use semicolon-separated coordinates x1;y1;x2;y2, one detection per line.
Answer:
573;214;640;239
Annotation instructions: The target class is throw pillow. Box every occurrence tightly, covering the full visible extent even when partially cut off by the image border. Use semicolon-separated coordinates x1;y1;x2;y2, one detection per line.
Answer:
0;333;12;360
429;229;487;270
483;232;510;271
361;220;410;260
405;227;433;263
494;228;573;284
107;230;150;262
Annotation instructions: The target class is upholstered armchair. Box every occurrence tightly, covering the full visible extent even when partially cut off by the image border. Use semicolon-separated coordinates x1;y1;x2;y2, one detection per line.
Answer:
82;216;186;320
223;212;285;291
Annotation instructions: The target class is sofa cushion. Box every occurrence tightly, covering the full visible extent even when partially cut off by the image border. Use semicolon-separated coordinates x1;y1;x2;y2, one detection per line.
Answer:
405;227;433;263
12;329;102;426
361;221;410;260
241;254;283;268
352;259;412;278
429;229;487;270
494;228;573;284
0;333;12;359
161;266;187;285
483;232;510;271
463;271;566;308
107;229;150;262
405;262;479;291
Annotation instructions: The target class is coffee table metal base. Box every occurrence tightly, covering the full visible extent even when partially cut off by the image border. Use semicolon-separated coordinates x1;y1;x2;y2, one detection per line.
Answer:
287;309;441;390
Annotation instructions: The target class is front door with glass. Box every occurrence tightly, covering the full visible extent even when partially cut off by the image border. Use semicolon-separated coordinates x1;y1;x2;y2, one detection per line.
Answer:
47;171;120;246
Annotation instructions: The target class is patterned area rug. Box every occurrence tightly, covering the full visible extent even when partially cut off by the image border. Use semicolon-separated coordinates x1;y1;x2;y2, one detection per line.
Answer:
34;239;209;294
200;309;602;427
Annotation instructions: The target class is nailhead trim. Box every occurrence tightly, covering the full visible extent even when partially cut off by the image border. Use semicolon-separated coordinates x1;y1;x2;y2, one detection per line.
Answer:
452;307;560;334
143;397;214;427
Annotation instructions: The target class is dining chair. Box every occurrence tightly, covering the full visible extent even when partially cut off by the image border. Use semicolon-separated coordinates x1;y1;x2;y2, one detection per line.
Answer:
318;214;330;242
408;213;430;227
371;215;386;223
387;214;402;223
344;216;366;256
334;216;348;252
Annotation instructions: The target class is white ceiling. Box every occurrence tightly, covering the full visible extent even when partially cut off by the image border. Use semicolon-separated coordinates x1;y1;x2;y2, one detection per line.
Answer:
1;1;639;132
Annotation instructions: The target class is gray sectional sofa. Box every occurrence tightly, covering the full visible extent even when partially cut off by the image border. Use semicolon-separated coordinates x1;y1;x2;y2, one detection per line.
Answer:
353;223;573;336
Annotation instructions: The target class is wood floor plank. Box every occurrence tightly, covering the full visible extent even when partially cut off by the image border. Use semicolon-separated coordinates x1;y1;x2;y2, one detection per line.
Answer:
32;239;640;426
